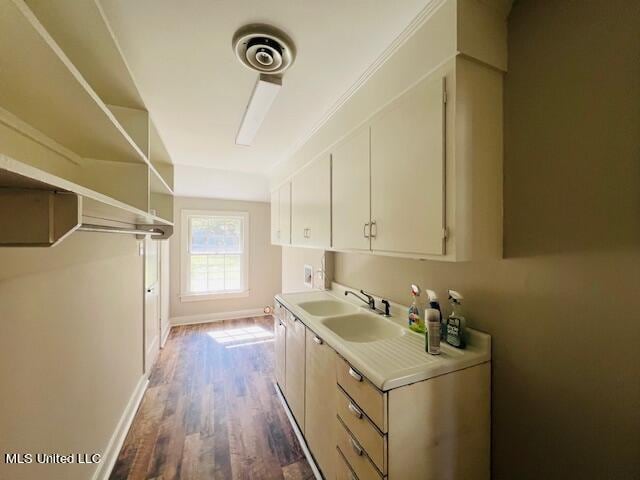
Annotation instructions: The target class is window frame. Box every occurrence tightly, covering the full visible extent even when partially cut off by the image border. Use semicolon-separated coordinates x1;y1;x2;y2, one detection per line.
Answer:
180;209;250;302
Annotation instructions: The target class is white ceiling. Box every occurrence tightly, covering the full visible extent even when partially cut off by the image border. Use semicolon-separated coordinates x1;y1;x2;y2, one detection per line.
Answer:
99;0;431;196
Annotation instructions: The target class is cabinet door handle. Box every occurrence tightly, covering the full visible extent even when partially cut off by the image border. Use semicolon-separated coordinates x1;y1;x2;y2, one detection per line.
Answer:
349;473;358;480
349;437;364;456
370;220;377;239
363;222;370;238
348;367;363;382
313;336;323;345
348;402;363;419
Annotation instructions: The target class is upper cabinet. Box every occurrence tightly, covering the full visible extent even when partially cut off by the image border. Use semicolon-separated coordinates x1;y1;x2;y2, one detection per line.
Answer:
291;154;331;248
271;181;291;245
332;126;370;252
269;0;506;261
370;73;445;257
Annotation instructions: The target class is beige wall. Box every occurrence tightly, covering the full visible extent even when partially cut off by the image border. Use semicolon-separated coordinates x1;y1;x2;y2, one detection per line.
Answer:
170;196;281;321
0;233;144;480
281;247;333;293
332;1;640;478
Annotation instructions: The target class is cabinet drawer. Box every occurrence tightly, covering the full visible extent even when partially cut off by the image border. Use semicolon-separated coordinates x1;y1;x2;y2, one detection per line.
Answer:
336;448;358;480
337;387;386;473
336;417;383;480
336;355;387;432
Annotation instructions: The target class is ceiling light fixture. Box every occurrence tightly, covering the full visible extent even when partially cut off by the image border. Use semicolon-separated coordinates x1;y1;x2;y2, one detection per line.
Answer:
235;74;282;146
232;24;295;146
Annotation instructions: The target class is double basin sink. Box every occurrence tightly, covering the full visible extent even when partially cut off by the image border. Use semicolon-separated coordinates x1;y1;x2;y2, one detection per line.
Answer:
296;299;405;343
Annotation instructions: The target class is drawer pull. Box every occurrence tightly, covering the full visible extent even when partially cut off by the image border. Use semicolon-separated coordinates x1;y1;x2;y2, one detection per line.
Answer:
348;367;363;382
348;402;363;419
349;437;364;456
313;336;323;345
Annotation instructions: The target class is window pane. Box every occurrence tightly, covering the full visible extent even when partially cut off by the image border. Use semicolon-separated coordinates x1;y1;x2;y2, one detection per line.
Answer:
207;255;225;292
225;254;241;290
190;255;208;292
190;215;243;254
223;218;242;253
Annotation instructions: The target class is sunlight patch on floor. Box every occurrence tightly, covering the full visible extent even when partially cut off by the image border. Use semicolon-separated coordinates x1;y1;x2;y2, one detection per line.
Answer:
207;325;274;348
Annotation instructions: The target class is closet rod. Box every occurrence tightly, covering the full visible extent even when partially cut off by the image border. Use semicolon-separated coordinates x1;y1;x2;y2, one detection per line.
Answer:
78;224;164;236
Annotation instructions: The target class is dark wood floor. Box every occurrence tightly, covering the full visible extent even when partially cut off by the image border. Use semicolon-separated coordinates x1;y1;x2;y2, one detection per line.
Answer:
110;316;314;480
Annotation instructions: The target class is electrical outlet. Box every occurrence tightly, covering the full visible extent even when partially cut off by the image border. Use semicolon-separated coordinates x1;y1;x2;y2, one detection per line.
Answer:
304;264;313;288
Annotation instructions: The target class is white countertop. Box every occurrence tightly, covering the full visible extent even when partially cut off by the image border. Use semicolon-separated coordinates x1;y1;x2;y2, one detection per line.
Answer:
276;287;491;391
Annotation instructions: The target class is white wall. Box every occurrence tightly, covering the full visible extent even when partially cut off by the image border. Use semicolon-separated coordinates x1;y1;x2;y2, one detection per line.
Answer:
174;165;270;202
0;233;144;480
170;196;282;323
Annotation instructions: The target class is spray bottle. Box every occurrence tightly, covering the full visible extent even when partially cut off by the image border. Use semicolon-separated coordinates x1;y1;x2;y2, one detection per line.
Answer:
408;284;425;333
425;289;442;355
445;290;466;348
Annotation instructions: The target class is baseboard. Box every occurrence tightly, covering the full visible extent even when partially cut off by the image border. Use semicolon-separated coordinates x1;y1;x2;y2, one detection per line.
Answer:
274;382;322;480
170;308;269;327
92;375;149;480
160;323;171;347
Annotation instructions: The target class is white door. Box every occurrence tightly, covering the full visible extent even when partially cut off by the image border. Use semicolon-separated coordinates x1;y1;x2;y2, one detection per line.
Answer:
144;236;160;373
332;126;371;251
370;74;446;256
159;239;170;348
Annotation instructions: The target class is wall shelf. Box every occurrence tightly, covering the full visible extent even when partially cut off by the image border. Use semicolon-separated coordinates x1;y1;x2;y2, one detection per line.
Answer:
0;0;175;245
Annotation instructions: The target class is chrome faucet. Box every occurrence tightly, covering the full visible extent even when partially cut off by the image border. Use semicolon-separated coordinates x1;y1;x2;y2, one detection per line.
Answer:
344;289;391;316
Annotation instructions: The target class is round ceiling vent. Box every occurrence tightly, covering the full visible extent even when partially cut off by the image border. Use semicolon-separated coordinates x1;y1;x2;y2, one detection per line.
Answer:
233;24;295;75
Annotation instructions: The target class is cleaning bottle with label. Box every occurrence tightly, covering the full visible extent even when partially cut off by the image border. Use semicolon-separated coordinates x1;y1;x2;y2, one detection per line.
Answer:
445;290;466;348
408;284;424;333
425;289;441;355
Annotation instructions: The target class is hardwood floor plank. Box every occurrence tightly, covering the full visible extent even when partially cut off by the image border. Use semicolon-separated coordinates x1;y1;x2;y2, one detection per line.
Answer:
110;316;310;479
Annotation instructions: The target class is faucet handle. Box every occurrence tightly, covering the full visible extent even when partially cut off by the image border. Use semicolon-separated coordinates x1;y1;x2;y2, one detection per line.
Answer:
360;290;376;309
381;299;391;316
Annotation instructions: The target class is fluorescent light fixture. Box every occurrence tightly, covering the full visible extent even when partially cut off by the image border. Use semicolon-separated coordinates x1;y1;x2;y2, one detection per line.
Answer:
235;74;282;146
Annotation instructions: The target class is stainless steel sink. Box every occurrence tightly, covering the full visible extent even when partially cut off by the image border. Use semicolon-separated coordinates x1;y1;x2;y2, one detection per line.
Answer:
321;312;405;343
297;299;358;317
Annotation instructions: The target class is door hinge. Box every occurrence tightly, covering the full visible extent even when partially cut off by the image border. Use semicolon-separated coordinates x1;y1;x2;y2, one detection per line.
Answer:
442;227;449;240
443;90;448;105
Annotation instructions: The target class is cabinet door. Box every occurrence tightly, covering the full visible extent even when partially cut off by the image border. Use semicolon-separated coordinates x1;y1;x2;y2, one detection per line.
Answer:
332;126;371;251
274;314;286;390
270;190;280;244
291;154;331;248
291;169;309;246
370;74;446;256
305;331;337;479
285;314;306;430
278;182;291;245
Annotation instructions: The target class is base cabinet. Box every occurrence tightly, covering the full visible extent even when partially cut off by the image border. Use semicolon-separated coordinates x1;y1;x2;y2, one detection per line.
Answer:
274;308;286;390
304;329;337;479
274;300;490;480
285;312;306;430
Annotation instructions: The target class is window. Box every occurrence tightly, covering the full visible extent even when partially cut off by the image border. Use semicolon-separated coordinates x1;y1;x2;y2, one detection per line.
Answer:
181;210;249;300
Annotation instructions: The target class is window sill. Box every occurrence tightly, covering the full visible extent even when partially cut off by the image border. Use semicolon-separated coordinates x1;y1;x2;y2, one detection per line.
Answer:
180;290;250;302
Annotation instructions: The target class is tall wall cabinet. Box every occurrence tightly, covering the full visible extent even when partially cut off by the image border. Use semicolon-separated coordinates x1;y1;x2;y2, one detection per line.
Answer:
271;0;507;262
0;0;174;246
